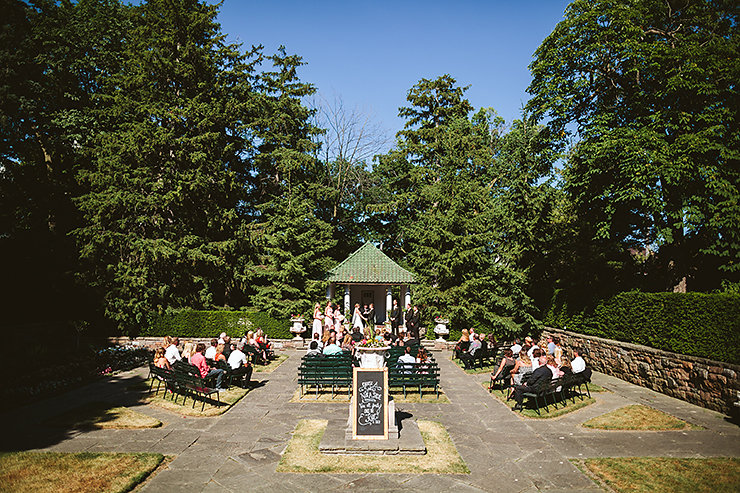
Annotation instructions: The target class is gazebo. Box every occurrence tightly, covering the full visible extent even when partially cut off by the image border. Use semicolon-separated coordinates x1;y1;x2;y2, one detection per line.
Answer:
325;242;415;325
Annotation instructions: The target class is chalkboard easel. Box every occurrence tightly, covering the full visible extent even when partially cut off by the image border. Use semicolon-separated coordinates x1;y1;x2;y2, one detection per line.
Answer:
352;367;389;440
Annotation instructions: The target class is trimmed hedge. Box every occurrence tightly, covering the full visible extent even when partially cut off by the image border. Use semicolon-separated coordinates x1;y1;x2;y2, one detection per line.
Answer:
545;290;740;364
141;310;290;339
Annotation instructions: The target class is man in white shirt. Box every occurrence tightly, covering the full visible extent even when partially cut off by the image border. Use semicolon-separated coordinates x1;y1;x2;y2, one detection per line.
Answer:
397;346;417;371
226;343;252;387
205;339;218;359
164;337;182;365
510;339;522;356
571;348;586;374
227;343;248;369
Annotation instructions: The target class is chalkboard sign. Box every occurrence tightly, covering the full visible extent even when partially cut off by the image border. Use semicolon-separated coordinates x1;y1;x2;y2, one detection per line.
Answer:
352;368;388;440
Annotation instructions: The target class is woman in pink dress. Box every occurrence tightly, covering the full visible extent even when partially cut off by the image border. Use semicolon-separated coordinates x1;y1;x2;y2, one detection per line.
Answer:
312;302;323;339
324;301;334;333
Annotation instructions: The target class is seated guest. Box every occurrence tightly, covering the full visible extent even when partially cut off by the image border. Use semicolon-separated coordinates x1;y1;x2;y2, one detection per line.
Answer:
205;338;218;359
459;334;482;368
560;356;573;375
351;328;363;343
312;332;324;350
512;355;551;410
164;336;182;365
531;348;543;370
526;337;537;359
222;336;232;359
218;332;227;345
322;335;342;355
511;351;533;385
306;340;322;357
227;343;253;387
416;347;431;364
214;344;227;363
553;336;563;365
154;347;171;370
341;334;354;352
546;355;564;378
397;345;417;369
571;348;586;374
491;349;516;382
487;333;497;349
191;342;224;389
181;341;195;363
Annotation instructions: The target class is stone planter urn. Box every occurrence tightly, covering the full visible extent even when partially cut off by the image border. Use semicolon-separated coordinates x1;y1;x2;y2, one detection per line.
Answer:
355;345;391;368
290;317;305;341
434;319;450;342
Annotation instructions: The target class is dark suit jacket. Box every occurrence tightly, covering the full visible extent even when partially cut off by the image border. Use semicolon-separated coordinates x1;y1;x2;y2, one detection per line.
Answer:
410;310;420;327
390;306;400;322
404;309;413;324
525;365;553;389
367;308;375;325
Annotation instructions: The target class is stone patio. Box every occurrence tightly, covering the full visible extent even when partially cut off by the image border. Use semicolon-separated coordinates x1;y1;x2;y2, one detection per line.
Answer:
2;349;738;492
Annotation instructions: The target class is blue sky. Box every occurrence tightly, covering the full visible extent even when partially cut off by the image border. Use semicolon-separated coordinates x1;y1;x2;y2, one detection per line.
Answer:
217;0;572;148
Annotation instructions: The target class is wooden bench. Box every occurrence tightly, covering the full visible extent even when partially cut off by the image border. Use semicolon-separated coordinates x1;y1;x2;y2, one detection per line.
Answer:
297;355;353;398
388;361;441;398
172;364;221;411
148;363;175;395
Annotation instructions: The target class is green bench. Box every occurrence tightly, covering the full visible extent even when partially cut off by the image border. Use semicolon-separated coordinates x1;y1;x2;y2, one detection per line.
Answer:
297;355;353;398
388;361;441;398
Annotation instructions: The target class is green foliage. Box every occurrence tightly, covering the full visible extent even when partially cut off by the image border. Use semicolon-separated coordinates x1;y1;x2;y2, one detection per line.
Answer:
527;0;740;289
143;309;290;339
545;290;740;364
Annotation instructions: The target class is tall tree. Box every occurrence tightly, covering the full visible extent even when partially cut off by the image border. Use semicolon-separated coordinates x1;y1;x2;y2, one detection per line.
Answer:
527;0;740;291
73;0;259;332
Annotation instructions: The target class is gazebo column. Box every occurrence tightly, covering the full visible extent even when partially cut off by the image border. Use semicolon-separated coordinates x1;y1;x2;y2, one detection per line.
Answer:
404;285;411;307
386;286;393;322
344;285;350;315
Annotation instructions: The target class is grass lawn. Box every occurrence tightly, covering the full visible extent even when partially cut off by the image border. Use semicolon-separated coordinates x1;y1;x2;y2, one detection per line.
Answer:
276;419;469;474
582;404;699;430
449;355;498;374
577;457;740;493
45;402;162;430
0;451;163;493
289;387;450;404
142;380;249;416
254;354;289;373
482;383;595;418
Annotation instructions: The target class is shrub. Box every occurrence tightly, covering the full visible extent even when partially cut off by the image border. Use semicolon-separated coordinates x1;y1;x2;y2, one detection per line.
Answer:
544;290;740;364
141;310;290;339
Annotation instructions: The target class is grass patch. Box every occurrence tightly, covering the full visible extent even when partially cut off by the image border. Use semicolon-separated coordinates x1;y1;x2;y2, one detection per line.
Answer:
276;419;469;474
0;451;163;493
448;355;498;374
582;404;698;430
578;457;740;493
254;353;289;373
45;402;162;430
483;383;595;419
289;388;450;403
586;382;607;393
142;381;249;417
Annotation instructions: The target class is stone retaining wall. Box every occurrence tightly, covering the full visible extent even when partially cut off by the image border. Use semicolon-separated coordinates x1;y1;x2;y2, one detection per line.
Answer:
106;336;300;350
542;327;740;416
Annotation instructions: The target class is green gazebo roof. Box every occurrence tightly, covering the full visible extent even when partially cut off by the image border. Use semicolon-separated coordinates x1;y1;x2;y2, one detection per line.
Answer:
326;242;415;284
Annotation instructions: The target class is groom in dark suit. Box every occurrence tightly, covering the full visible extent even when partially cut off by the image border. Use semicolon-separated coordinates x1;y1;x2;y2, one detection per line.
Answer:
512;355;552;410
390;299;401;335
367;303;376;328
404;303;413;336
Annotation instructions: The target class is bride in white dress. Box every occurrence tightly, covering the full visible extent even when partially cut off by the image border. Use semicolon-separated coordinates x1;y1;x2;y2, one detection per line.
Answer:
351;303;365;331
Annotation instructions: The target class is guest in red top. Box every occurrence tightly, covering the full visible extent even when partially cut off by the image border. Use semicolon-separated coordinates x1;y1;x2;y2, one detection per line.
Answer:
191;343;224;389
214;344;227;363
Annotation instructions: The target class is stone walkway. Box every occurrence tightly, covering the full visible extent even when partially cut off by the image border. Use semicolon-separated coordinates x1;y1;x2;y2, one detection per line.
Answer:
2;350;739;492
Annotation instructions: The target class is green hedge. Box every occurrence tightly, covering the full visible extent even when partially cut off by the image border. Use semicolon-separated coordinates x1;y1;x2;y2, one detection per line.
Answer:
141;310;291;340
544;290;740;364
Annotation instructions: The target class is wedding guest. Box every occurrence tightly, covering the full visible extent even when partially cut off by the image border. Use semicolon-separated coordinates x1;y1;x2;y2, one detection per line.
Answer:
181;341;195;363
205;338;218;359
164;336;182;365
191;343;224;389
312;302;324;339
154;347;171;370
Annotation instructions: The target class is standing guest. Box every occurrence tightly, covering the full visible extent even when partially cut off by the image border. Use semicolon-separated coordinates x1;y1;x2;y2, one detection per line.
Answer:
334;305;345;333
324;300;334;332
512;355;551;411
312;302;324;339
352;303;364;331
164;336;182;365
181;341;195;363
409;305;421;339
571;348;586;374
154;347;171;370
547;335;556;356
205;339;218;360
404;303;413;333
510;338;522;356
390;299;401;335
191;343;224;389
227;343;253;387
367;303;376;329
